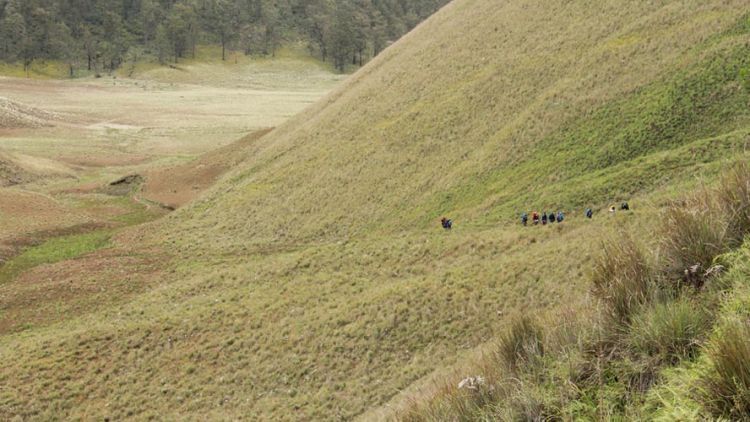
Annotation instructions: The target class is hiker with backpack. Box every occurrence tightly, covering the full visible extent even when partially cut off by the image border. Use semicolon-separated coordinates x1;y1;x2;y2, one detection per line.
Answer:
548;212;556;224
585;208;593;219
541;212;548;225
556;211;564;223
521;212;529;226
440;217;453;230
532;211;540;225
621;202;630;211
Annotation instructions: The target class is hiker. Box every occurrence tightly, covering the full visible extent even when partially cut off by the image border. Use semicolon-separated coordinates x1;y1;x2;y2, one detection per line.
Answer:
441;217;453;230
585;208;593;219
542;212;548;225
609;206;616;214
532;211;540;225
548;212;556;224
621;202;630;211
521;212;528;226
556;211;564;223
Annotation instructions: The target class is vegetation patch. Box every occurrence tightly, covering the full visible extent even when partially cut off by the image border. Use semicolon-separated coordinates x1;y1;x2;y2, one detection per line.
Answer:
0;230;111;285
396;160;750;421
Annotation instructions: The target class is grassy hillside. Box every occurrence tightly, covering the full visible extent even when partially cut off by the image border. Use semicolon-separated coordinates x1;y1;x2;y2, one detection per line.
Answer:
398;162;750;420
2;0;750;420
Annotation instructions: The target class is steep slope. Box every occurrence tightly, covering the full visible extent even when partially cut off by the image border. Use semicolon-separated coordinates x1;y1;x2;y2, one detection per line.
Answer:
3;1;750;421
170;0;750;249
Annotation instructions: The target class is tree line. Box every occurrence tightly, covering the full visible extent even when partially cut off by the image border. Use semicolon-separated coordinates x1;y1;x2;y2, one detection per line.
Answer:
0;0;450;75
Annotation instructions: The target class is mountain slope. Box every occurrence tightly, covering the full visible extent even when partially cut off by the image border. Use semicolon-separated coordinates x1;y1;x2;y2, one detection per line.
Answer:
169;0;750;248
2;1;750;420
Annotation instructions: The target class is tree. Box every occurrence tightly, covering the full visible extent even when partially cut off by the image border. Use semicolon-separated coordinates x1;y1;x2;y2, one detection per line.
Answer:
0;0;452;73
0;0;26;61
205;0;239;61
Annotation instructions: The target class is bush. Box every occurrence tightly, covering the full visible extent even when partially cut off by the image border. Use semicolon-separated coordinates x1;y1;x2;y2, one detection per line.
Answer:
699;318;750;419
591;234;653;323
628;300;710;365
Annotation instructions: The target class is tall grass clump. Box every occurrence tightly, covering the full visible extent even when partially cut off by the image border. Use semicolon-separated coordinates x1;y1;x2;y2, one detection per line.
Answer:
397;316;547;422
699;318;750;419
661;160;750;286
627;299;710;365
399;379;495;422
591;233;653;323
496;315;545;372
660;195;729;286
716;161;750;243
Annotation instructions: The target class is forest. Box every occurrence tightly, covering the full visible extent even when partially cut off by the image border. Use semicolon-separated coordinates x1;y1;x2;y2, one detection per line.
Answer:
0;0;449;74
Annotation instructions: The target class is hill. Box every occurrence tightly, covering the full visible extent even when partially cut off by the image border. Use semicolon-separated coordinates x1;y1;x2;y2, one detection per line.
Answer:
2;0;750;420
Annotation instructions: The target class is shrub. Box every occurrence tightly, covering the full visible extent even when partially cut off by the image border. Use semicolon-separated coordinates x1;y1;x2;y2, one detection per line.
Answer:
628;299;710;365
591;234;653;323
699;318;750;419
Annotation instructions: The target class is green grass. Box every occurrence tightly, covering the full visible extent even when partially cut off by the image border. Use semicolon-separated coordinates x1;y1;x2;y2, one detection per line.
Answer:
396;161;750;421
0;231;111;285
0;60;76;79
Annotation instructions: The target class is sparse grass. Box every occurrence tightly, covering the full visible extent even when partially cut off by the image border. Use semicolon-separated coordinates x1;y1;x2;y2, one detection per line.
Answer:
0;230;111;284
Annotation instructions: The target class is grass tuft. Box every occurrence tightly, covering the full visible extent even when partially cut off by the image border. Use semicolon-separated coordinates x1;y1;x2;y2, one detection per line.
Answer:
497;315;545;372
660;194;730;287
628;299;710;365
699;318;750;419
716;161;750;243
660;161;750;287
591;233;653;323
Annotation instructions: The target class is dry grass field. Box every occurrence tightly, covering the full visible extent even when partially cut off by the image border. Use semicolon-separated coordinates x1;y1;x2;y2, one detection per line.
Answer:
2;1;750;420
0;51;344;263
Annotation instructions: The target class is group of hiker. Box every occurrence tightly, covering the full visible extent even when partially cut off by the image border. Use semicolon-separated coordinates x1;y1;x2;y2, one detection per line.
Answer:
521;210;564;226
439;202;630;230
521;202;630;226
